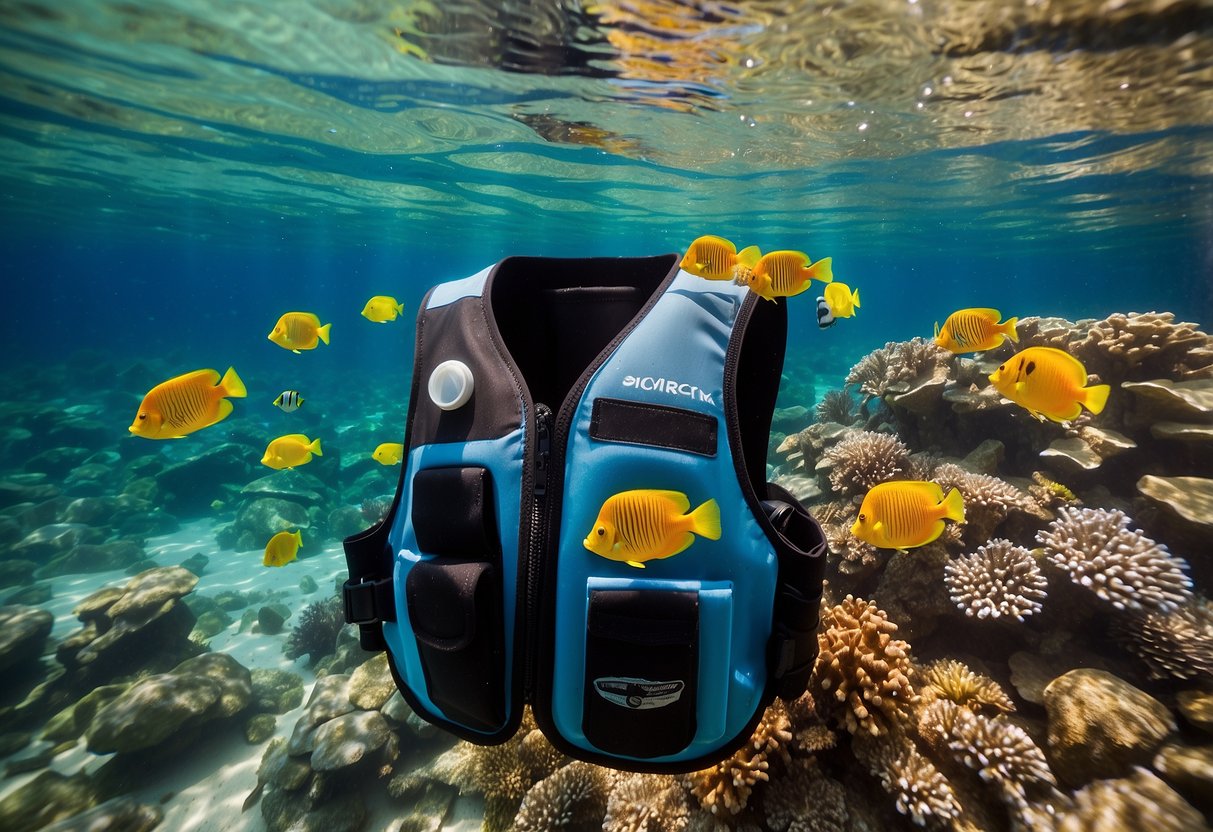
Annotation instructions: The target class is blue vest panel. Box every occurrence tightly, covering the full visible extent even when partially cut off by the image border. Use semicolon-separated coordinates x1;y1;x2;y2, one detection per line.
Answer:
342;255;826;773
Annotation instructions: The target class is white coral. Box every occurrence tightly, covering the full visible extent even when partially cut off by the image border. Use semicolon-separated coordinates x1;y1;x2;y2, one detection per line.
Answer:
944;539;1048;622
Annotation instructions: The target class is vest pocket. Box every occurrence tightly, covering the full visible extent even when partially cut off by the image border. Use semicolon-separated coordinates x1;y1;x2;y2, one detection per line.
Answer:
582;587;700;758
405;559;505;732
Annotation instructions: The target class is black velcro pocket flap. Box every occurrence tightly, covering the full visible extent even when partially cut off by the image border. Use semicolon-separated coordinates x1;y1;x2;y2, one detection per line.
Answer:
406;559;491;651
590;398;717;457
412;467;498;559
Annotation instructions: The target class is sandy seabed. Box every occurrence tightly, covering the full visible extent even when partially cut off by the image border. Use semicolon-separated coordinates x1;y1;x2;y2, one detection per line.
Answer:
1;519;485;832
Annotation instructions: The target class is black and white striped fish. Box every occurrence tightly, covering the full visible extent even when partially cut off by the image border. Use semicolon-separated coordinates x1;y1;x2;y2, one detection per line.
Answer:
815;296;836;329
273;390;304;413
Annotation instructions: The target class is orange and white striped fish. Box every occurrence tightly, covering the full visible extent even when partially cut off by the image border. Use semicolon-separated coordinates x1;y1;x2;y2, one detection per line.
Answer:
680;235;761;281
739;250;833;302
583;489;721;568
129;367;247;439
851;480;965;552
268;311;331;353
934;308;1019;354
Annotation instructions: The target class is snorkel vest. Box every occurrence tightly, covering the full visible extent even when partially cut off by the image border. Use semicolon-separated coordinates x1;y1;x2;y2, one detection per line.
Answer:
343;254;826;772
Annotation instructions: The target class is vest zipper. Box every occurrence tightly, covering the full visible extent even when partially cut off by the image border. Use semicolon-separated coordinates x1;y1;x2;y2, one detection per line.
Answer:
523;402;552;701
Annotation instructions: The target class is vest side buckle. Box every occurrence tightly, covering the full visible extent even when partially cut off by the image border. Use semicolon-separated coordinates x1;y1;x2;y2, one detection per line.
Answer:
343;577;397;625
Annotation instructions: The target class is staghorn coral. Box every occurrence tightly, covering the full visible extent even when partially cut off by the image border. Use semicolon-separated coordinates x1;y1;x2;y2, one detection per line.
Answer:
851;729;961;827
918;700;1056;816
822;431;912;496
762;758;848;832
1036;507;1193;614
603;773;690;832
687;699;792;816
931;462;1040;543
1072;311;1213;381
1112;598;1213;682
810;595;915;737
512;761;609;832
1056;766;1210;832
815;389;857;426
283;596;345;665
944;538;1048;623
918;659;1015;715
845;338;954;402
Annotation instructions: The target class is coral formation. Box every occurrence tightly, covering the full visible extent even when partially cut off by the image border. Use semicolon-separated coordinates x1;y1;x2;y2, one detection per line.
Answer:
814;389;857;426
930;463;1040;543
1036;507;1193;613
811;595;914;736
1056;766;1210;831
821;431;912;496
1028;471;1081;509
845;338;954;402
918;659;1015;715
851;729;961;827
603;774;690;832
944;538;1048;622
512;761;609;832
687;698;791;816
283;596;346;665
761;758;848;832
1072;311;1213;381
1112;598;1213;682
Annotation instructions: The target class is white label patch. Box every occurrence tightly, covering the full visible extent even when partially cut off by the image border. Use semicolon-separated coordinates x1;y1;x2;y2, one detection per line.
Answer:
621;375;715;405
592;677;685;710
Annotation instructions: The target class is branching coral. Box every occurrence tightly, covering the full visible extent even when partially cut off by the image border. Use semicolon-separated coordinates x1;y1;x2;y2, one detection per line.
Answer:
512;761;609;832
1056;766;1209;832
785;691;838;755
762;758;848;832
918;659;1015;715
283;596;345;665
1072;311;1213;381
944;539;1048;622
603;774;690;832
687;699;791;816
845;338;954;401
1112;598;1213;682
851;730;961;827
931;463;1040;543
810;595;915;737
814;389;857;426
1036;507;1193;614
821;431;911;496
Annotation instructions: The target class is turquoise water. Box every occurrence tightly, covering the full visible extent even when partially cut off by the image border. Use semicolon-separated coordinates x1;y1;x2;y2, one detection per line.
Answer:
2;2;1212;831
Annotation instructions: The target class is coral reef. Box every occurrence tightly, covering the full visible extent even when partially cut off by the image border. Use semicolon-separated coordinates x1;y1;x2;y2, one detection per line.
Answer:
512;761;609;832
851;729;961;827
1056;766;1210;832
761;758;848;832
687;699;792;816
1112;598;1213;682
845;338;954;403
918;659;1015;715
821;431;912;496
814;389;857;426
283;595;346;665
603;774;690;832
930;463;1041;543
1036;507;1193;614
944;539;1048;622
811;595;915;737
1072;311;1213;381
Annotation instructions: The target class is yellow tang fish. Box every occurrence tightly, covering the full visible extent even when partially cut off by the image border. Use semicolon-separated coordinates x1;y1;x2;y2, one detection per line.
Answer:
372;442;404;465
988;346;1110;423
262;434;323;469
129;367;247;440
583;489;721;569
361;295;405;323
680;235;761;281
823;282;860;318
264;530;302;567
268;312;331;353
740;250;833;302
935;308;1019;354
852;481;965;552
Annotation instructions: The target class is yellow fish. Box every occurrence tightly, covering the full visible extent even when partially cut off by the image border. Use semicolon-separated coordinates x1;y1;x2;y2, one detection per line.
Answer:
739;250;833;302
935;308;1019;354
851;481;965;552
372;442;404;465
129;367;247;440
268;312;331;353
264;530;302;567
823;282;860;318
583;490;721;569
988;346;1110;423
262;434;323;469
681;235;761;281
361;295;405;323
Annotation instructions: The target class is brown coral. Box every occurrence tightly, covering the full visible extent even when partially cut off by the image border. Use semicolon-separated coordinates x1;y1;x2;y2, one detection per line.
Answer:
762;758;848;832
944;539;1048;622
823;519;884;577
931;462;1040;543
851;730;961;827
1056;766;1210;832
1072;311;1213;381
511;761;609;831
822;431;912;496
603;774;690;832
814;389;857;426
918;659;1015;715
686;699;791;816
845;338;954;402
810;595;915;737
785;691;838;755
1112;598;1213;682
1036;507;1193;614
